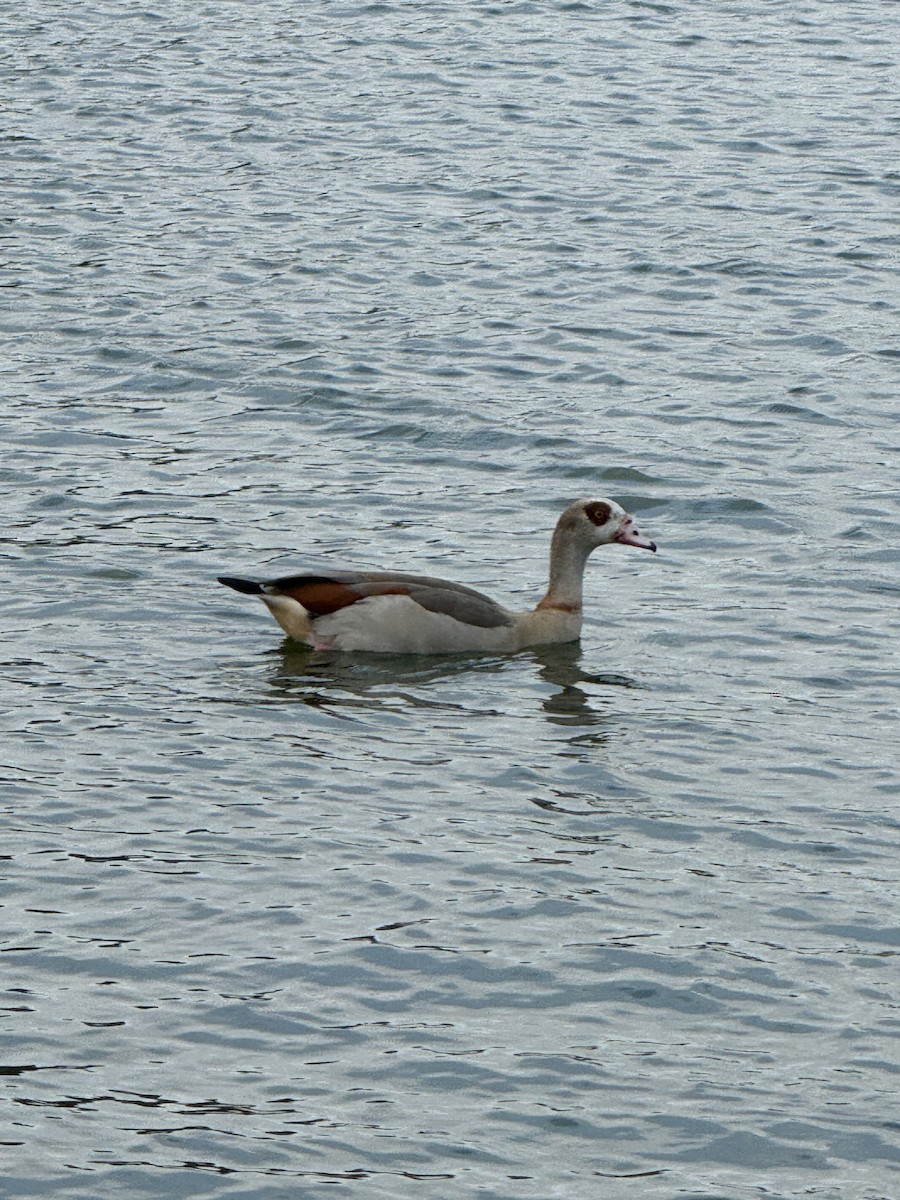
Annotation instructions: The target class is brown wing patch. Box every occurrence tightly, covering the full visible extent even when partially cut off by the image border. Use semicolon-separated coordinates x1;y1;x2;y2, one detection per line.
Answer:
272;576;411;616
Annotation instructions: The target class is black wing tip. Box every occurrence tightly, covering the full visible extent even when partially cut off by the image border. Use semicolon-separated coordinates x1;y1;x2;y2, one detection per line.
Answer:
218;576;263;595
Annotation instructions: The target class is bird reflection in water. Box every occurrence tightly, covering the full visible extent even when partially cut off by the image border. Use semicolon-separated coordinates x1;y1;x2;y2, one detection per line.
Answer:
265;637;634;735
529;640;633;738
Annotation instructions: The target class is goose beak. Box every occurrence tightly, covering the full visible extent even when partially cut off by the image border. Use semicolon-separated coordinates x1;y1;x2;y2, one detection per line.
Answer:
614;516;657;552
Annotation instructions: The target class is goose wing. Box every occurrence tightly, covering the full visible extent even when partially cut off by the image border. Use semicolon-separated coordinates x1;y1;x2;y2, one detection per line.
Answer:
263;571;514;630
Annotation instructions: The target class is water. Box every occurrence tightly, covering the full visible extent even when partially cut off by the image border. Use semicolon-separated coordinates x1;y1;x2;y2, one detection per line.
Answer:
3;2;899;1197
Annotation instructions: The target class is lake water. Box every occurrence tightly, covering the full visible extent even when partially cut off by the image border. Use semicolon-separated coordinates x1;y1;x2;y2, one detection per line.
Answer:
3;2;899;1197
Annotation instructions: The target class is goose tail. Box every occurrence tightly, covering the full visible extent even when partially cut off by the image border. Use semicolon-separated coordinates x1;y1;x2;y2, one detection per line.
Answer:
218;576;264;595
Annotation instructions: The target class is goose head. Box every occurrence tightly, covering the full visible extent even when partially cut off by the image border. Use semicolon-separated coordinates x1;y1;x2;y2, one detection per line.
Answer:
562;498;657;553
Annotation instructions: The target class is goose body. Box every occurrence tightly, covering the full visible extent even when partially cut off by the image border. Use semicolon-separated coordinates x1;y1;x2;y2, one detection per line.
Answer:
218;498;656;654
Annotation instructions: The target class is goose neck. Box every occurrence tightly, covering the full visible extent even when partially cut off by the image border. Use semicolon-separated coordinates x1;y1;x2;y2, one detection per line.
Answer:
537;528;590;612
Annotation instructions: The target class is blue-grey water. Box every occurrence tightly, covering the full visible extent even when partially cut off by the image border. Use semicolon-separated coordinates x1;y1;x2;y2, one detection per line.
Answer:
3;2;899;1197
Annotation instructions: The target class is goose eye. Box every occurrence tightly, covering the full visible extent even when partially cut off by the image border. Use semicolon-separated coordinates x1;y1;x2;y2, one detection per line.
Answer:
584;501;612;526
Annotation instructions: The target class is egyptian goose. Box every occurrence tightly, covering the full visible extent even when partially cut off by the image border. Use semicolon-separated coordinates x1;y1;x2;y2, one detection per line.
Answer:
218;498;657;654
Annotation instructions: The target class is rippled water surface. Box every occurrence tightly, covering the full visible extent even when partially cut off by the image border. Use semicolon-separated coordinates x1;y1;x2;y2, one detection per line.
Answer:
4;2;900;1197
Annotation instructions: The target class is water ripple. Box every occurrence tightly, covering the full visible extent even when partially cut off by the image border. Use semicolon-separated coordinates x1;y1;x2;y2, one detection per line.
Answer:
3;2;900;1198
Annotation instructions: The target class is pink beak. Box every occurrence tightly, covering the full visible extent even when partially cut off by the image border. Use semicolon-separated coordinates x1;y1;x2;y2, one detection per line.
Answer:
614;516;657;553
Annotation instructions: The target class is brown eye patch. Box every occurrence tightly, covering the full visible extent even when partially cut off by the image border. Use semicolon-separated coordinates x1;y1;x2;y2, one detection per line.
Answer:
584;501;612;526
